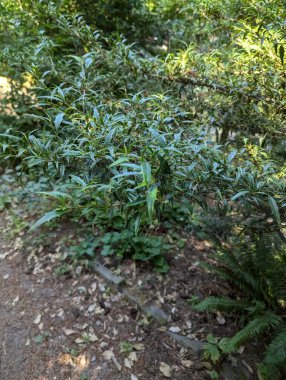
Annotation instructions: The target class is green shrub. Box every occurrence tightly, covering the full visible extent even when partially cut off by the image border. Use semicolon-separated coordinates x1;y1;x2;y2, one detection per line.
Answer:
64;0;156;42
0;3;286;375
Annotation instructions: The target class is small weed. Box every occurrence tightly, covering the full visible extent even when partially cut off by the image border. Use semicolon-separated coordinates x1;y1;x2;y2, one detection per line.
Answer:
119;341;133;354
54;264;70;277
67;347;80;357
9;215;28;238
98;231;170;273
34;331;49;345
0;194;11;211
207;370;219;380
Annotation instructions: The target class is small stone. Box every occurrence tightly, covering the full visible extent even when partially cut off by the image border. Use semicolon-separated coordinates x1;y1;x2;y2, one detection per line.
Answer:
167;332;203;356
169;326;181;333
90;261;125;287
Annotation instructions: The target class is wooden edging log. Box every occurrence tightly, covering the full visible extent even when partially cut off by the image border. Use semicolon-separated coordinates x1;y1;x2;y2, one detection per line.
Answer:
90;259;204;357
90;260;255;379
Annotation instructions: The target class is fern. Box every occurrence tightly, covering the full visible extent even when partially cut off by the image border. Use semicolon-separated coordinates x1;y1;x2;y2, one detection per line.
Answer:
257;362;281;380
193;296;249;312
203;334;221;363
262;324;286;367
194;233;286;378
217;249;263;296
219;312;281;354
204;343;221;363
210;233;286;309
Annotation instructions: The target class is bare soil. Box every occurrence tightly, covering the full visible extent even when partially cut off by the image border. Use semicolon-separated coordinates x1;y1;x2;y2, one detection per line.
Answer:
0;212;211;380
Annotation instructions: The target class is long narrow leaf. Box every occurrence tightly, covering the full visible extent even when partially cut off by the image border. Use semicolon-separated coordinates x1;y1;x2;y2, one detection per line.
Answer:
30;210;61;231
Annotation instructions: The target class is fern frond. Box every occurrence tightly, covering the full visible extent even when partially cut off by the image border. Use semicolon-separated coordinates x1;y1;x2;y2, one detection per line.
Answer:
262;324;286;367
203;253;260;296
200;261;244;290
217;249;261;295
203;342;220;363
219;312;281;354
192;296;249;312
216;242;286;307
257;362;281;380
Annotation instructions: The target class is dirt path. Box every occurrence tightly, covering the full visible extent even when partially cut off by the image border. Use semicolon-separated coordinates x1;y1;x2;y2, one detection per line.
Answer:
0;223;90;380
0;214;205;380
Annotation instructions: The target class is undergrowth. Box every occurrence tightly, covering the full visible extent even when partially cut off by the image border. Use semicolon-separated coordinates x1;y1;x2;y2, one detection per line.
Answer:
192;232;286;378
0;1;286;378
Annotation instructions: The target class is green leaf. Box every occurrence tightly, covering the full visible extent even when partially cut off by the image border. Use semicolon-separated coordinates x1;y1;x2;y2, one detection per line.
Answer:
54;112;64;129
219;312;281;354
227;149;237;162
268;196;281;225
134;215;141;237
70;175;87;187
34;335;44;345
142;162;152;186
105;128;116;144
0;133;20;141
30;210;60;231
203;341;220;363
192;296;248;312
84;57;93;68
110;157;129;167
37;191;72;200
207;334;218;344
279;45;285;65
93;107;100;119
147;185;158;221
231;191;249;200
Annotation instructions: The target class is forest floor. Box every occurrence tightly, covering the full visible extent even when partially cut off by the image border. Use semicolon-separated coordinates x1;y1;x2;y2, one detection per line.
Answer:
0;172;258;380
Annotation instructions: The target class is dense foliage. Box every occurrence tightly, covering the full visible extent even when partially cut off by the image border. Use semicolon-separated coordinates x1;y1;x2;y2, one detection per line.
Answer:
0;0;285;378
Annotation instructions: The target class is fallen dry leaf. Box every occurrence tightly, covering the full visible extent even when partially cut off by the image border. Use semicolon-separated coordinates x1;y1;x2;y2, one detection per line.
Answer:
158;326;167;332
124;358;133;369
102;350;114;360
34;314;42;325
181;359;193;368
102;350;121;371
88;303;96;313
63;328;78;336
128;352;138;362
159;362;172;378
88;333;99;342
237;346;245;354
202;362;212;370
12;295;19;306
133;343;144;351
77;354;88;368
